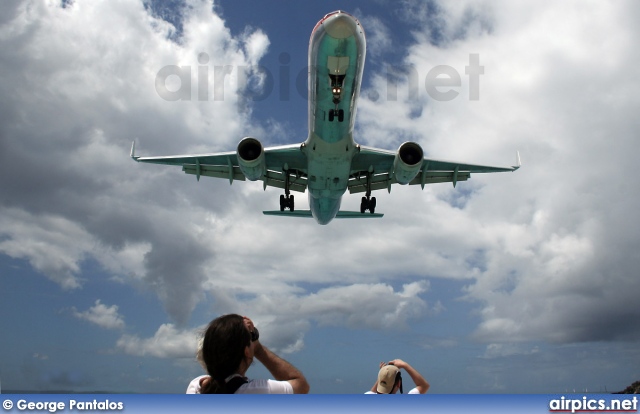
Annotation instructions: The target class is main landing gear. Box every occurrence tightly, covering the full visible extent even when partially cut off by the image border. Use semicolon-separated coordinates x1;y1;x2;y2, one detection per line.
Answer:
279;168;295;212
280;194;294;212
360;195;376;214
359;172;376;214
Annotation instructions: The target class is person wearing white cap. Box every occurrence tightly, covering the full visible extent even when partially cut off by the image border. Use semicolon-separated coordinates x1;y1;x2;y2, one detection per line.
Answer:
365;359;430;394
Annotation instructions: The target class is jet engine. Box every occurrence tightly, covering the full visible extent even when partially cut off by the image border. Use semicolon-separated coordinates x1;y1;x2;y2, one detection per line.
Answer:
393;141;424;185
237;137;266;181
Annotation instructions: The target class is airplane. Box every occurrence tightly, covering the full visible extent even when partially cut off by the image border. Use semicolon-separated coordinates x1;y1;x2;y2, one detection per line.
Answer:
131;10;520;225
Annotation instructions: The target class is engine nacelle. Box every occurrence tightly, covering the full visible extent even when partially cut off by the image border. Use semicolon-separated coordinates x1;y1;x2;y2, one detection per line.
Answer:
237;137;266;181
393;141;424;185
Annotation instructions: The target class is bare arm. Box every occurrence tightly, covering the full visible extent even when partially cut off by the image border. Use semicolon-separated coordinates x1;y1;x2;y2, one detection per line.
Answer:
390;359;430;394
253;342;310;394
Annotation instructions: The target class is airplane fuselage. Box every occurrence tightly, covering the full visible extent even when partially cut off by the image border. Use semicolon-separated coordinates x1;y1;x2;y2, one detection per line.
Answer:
303;11;366;224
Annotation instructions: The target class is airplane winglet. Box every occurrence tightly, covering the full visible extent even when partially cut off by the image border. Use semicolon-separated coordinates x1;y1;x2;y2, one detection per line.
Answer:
130;141;139;161
512;151;521;170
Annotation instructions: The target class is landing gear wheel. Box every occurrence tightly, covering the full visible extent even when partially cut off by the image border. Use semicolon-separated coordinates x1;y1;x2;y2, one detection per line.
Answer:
360;196;377;214
280;194;294;211
328;110;335;122
338;109;344;122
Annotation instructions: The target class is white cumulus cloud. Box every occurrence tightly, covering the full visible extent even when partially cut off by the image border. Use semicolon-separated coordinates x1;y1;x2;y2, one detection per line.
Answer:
73;300;125;330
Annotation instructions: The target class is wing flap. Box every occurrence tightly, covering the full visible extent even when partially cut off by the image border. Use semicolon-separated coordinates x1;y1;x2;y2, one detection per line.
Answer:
348;171;470;194
182;165;307;192
183;164;246;182
262;171;307;193
407;170;470;185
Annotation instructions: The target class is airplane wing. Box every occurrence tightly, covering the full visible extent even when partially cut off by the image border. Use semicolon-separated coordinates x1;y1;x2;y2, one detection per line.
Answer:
131;142;309;193
348;145;520;194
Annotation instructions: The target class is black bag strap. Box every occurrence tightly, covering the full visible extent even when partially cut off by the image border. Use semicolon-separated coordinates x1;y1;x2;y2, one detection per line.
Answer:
223;376;249;394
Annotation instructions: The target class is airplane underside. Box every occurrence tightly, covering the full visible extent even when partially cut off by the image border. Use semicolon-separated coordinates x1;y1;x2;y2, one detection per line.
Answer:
132;11;518;226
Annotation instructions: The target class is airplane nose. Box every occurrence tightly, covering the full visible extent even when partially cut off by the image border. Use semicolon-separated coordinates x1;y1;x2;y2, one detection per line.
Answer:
324;12;359;39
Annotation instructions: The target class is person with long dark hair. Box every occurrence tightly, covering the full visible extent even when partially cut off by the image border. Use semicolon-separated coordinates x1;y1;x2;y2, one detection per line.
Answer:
186;314;309;394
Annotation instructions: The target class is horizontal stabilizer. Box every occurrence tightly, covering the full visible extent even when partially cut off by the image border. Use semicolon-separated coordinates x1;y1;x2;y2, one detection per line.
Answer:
336;211;383;218
263;210;314;218
263;210;383;219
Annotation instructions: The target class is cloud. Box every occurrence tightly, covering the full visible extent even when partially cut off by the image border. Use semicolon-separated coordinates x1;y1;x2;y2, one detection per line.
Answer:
357;0;640;345
0;209;92;289
72;300;126;330
206;280;430;354
397;0;496;46
118;281;430;358
116;323;197;358
482;343;540;359
2;0;640;362
299;282;429;329
356;15;392;58
0;0;270;325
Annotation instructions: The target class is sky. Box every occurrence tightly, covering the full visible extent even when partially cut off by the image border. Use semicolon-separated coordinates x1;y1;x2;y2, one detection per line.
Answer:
1;0;639;394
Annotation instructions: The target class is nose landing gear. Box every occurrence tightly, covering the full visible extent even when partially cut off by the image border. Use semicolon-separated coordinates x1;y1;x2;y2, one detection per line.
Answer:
328;108;344;122
328;74;345;123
